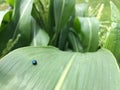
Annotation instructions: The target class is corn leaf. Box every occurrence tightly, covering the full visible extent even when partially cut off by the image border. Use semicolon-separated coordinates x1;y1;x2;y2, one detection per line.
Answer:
0;47;120;90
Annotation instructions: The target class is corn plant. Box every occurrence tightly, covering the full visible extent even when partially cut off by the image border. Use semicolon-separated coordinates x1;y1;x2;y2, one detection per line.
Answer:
0;0;120;90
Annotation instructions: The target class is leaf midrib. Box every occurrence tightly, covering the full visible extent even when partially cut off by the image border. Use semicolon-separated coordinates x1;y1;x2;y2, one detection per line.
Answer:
54;53;77;90
87;18;92;51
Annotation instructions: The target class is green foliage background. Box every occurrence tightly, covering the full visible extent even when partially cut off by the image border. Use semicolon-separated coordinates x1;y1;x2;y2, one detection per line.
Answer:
76;0;120;21
0;0;120;89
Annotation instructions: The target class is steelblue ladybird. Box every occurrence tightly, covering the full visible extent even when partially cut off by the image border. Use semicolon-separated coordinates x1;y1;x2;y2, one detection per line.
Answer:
32;60;37;65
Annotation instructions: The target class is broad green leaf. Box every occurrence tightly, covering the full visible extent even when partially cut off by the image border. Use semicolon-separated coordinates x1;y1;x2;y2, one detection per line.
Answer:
73;17;99;52
31;18;49;46
103;1;120;62
0;47;120;90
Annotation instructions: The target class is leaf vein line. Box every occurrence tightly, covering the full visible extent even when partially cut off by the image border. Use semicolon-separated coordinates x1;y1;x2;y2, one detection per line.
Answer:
54;53;77;90
87;18;92;51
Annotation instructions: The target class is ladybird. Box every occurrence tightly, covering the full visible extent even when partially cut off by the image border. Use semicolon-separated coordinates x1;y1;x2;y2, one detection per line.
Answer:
32;60;37;65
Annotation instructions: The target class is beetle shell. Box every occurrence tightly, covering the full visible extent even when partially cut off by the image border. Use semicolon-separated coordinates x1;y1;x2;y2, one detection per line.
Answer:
32;60;37;65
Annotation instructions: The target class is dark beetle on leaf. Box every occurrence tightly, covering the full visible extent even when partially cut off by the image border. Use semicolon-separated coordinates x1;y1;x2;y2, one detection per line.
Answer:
32;60;37;65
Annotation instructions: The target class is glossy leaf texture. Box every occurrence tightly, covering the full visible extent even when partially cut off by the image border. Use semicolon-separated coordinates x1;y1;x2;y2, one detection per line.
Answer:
103;1;120;63
73;17;99;52
0;47;120;90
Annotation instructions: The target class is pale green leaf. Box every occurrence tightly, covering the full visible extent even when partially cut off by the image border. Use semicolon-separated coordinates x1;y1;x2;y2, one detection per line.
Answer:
0;47;120;90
